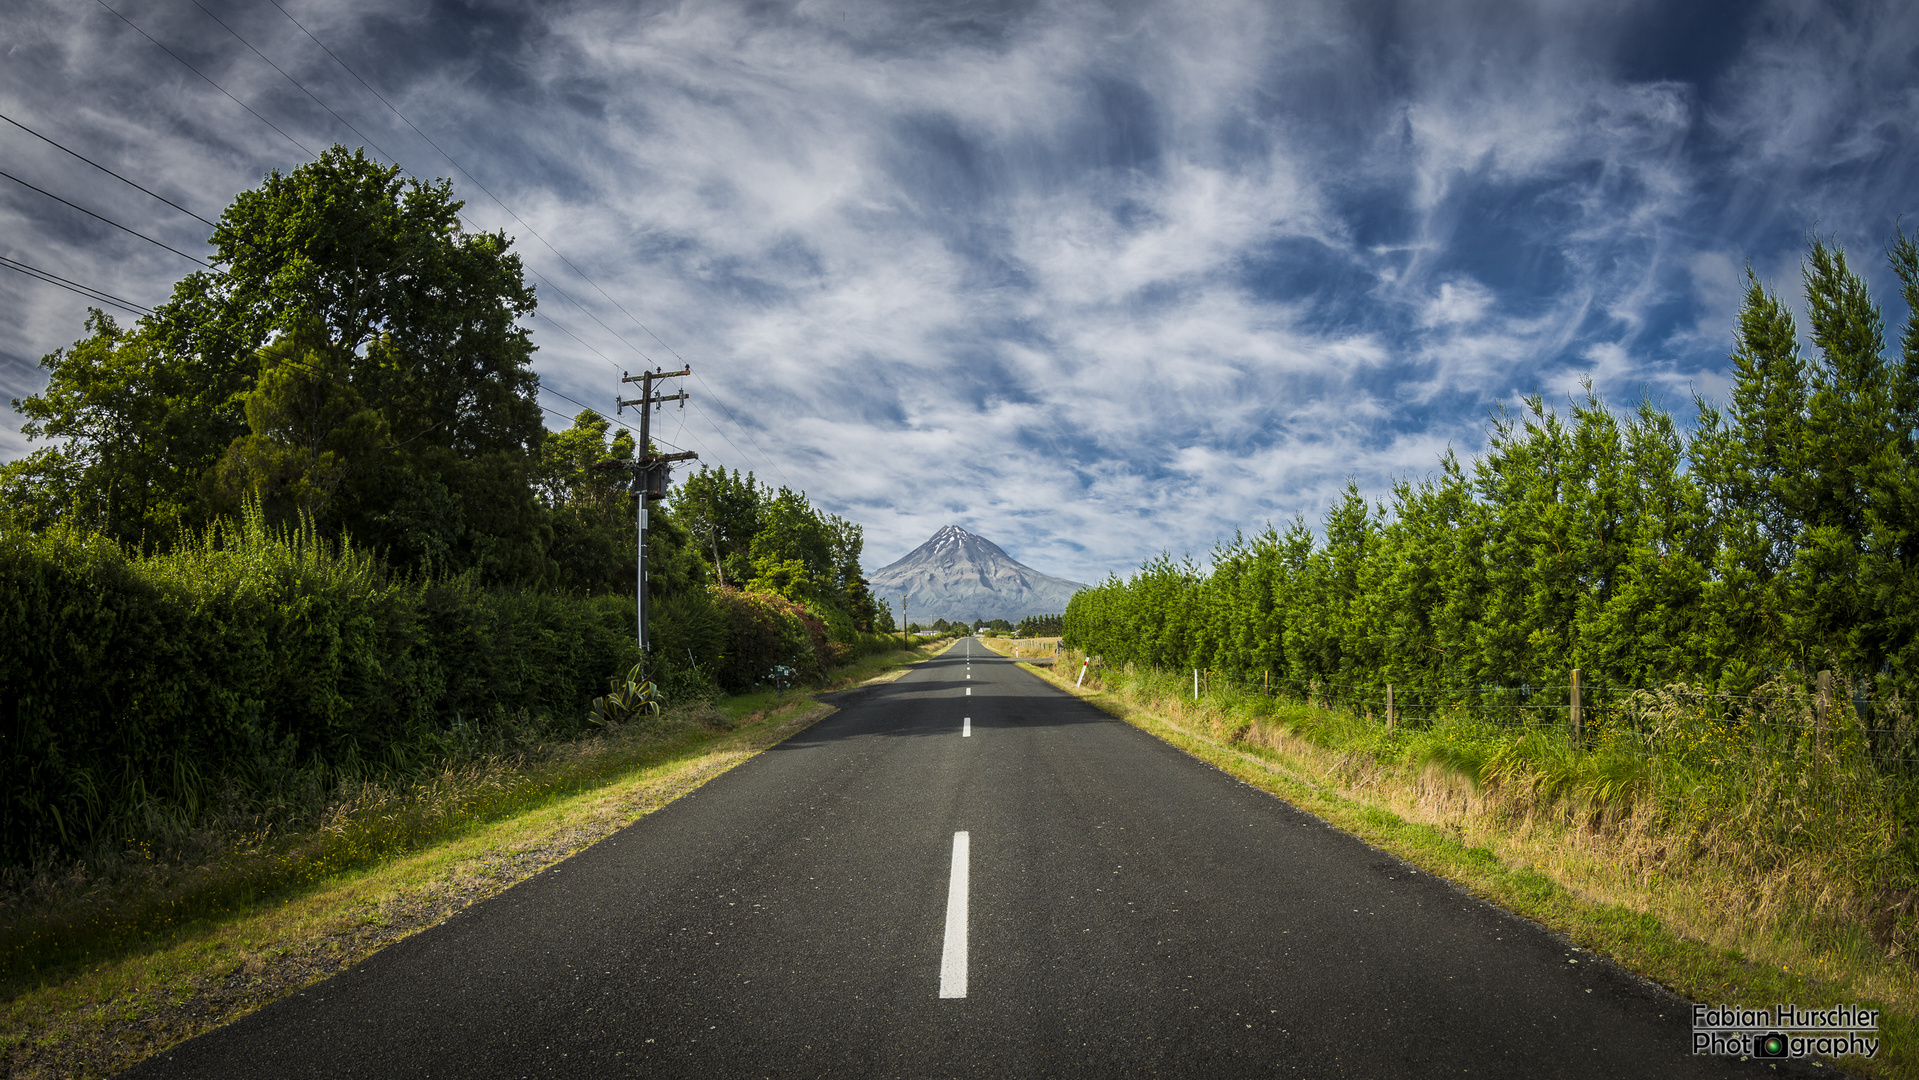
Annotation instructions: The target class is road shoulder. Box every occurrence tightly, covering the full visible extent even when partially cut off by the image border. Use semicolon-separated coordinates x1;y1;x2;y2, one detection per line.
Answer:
2;699;837;1080
1011;659;1896;1079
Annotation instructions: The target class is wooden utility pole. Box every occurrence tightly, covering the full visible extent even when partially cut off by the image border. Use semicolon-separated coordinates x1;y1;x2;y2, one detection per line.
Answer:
614;366;697;660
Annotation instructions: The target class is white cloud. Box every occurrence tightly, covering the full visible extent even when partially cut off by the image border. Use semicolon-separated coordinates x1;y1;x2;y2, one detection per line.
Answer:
3;0;1915;580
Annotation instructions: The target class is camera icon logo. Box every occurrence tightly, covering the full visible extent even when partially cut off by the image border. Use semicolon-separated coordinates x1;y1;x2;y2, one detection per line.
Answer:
1755;1033;1789;1058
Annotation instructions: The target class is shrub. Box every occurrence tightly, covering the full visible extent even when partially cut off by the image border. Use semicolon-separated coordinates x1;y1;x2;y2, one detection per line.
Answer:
0;510;636;865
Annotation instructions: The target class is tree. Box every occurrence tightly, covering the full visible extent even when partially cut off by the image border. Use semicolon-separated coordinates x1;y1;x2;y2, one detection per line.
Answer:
209;323;390;526
6;146;552;583
6;310;230;544
1691;267;1807;684
535;411;638;594
673;466;764;587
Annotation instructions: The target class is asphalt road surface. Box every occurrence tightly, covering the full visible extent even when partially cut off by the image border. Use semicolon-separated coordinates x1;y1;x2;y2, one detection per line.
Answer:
124;640;1832;1078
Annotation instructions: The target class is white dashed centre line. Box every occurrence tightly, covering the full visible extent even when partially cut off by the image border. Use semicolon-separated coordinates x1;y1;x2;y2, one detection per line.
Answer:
963;717;971;737
966;687;971;696
940;832;970;998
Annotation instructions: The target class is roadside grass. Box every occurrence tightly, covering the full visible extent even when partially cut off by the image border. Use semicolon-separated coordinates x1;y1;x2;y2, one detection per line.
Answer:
979;636;1060;661
1027;652;1916;1080
0;640;949;1079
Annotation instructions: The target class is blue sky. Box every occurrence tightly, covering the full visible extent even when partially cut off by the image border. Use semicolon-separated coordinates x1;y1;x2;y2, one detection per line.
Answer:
2;0;1915;582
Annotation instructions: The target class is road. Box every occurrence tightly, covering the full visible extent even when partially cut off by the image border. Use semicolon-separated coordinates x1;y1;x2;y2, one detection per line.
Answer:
124;639;1825;1078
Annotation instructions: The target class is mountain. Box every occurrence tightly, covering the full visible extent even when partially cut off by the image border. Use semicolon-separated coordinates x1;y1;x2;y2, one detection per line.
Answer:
867;525;1086;624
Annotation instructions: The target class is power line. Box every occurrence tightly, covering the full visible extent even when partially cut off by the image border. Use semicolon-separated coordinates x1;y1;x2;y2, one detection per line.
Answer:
9;32;651;457
535;380;690;455
539;381;635;434
82;0;630;382
690;376;796;488
519;264;648;372
244;3;765;483
0;255;153;315
259;0;703;376
261;2;596;298
0;111;218;229
0;168;216;270
183;0;402;168
534;309;625;371
85;0;759;490
92;0;316;160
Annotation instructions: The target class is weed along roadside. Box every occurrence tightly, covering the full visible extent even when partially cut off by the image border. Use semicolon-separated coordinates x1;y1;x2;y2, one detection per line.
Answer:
1011;645;1916;1080
0;639;956;1080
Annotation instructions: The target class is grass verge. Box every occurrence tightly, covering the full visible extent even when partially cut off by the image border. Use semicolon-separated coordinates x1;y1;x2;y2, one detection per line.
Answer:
0;641;949;1080
1020;654;1912;1079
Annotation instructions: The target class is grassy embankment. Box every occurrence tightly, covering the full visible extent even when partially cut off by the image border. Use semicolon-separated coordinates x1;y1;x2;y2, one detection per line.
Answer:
987;639;1914;1079
0;639;952;1080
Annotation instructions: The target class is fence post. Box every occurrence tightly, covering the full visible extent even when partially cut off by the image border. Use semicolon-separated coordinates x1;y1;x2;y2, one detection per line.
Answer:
1570;668;1582;748
1309;678;1319;709
1265;669;1270;696
1386;683;1396;735
1193;668;1199;700
1815;669;1832;754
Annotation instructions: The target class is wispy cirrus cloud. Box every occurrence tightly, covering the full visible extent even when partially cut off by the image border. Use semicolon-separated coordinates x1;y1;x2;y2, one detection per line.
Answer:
2;0;1914;580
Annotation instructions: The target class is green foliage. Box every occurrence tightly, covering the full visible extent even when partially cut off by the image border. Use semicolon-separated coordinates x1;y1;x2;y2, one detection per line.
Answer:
0;507;637;865
535;410;639;595
1016;614;1064;636
0;147;901;874
587;664;663;726
673;466;884;637
1067;230;1919;708
4;147;548;585
707;587;834;691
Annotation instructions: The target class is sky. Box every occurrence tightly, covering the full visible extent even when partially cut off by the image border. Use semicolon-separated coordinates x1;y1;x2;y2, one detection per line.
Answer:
3;0;1916;583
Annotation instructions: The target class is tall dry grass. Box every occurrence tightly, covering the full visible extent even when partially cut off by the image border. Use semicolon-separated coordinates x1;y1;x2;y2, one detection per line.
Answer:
0;698;731;992
1058;649;1919;1011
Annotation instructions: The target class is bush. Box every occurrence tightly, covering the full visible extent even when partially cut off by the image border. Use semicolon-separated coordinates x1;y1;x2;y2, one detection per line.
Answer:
707;587;833;692
0;510;637;865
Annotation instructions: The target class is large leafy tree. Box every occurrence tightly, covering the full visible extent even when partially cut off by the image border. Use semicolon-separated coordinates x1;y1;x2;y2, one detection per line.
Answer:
673;465;765;587
6;147;550;582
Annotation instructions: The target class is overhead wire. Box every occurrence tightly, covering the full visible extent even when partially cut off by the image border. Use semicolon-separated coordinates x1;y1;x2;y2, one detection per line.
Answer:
260;0;664;363
63;0;782;487
0;111;218;228
259;0;790;483
190;0;657;380
535;380;696;456
77;1;638;385
0;255;153;315
252;0;800;483
537;380;636;435
182;0;403;168
0;168;217;270
690;388;795;488
92;0;316;160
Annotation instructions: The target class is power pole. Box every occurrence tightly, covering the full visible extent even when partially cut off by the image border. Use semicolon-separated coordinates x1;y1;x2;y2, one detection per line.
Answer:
613;366;697;661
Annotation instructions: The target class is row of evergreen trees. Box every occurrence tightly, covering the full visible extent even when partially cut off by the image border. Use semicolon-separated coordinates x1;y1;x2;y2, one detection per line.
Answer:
1065;233;1919;707
1016;614;1064;637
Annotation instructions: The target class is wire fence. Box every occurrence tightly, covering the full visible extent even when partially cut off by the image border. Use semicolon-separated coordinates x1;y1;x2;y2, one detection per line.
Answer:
1067;655;1919;775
